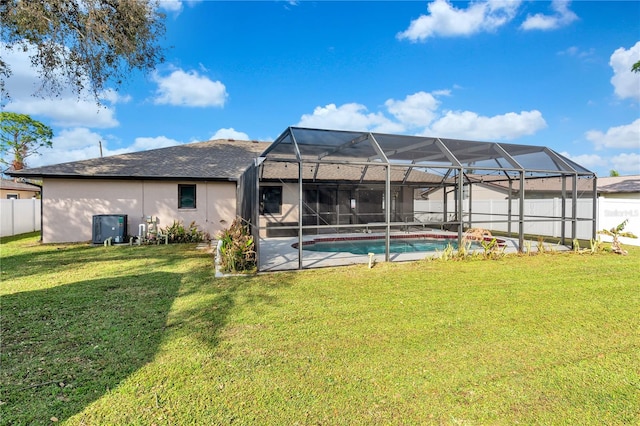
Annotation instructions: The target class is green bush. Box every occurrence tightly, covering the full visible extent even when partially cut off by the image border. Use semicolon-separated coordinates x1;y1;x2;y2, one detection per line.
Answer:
217;217;256;273
162;220;207;243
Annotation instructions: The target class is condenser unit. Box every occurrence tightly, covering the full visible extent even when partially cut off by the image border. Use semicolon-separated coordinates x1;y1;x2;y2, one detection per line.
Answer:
92;214;128;244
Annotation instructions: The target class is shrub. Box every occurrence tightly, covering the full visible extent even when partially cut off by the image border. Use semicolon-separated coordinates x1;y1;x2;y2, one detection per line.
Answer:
217;217;256;273
597;219;638;255
162;220;207;244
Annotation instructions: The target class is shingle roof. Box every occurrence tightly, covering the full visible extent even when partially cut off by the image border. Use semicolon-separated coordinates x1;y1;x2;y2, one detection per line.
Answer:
7;140;269;181
261;161;446;184
0;179;41;191
597;175;640;193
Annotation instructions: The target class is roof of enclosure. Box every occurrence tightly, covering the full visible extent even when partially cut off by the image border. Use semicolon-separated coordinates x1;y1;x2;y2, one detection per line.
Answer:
261;127;594;178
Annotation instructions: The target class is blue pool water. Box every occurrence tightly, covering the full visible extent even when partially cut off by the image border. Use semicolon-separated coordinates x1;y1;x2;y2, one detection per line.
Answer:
302;238;478;255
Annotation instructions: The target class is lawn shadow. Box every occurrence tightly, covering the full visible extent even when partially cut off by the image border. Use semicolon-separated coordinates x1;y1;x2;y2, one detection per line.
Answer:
0;242;205;284
0;271;182;425
162;272;296;354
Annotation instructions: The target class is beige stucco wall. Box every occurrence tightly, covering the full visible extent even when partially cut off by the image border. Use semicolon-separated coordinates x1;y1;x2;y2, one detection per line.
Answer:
41;178;237;243
259;182;299;236
1;188;40;199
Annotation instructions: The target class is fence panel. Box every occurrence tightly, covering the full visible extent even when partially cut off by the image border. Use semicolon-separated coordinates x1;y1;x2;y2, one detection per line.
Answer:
415;198;598;242
597;197;640;247
0;199;41;237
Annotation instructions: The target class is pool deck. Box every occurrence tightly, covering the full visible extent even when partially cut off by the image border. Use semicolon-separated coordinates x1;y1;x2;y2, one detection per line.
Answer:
258;230;526;271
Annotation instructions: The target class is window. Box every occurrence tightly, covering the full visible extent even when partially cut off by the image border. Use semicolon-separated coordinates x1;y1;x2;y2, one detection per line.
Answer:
7;194;18;199
178;184;196;209
260;186;282;215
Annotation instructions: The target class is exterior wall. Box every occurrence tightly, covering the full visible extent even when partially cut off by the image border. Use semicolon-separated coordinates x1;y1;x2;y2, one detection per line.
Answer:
258;182;415;236
1;188;40;199
421;184;508;203
259;182;300;237
41;178;237;243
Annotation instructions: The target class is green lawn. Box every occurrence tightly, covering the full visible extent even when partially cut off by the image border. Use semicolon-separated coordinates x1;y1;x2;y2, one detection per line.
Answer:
1;232;639;425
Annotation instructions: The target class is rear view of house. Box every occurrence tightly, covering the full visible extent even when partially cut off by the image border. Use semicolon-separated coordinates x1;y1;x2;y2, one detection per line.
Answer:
8;140;268;243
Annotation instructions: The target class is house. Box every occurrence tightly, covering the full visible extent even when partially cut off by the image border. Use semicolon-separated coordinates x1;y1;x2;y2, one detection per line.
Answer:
596;175;640;199
7;140;268;243
0;178;41;199
595;175;640;246
8;127;599;268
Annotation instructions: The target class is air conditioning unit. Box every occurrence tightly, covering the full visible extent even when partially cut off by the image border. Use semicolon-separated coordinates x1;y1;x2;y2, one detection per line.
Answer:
92;214;128;244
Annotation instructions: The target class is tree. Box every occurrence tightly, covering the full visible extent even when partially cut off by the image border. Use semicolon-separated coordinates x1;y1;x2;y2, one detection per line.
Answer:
633;60;640;73
0;112;53;171
609;169;620;177
0;0;166;102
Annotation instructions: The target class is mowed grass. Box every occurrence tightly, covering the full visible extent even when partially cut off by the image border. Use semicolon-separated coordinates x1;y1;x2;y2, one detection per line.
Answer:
1;233;639;425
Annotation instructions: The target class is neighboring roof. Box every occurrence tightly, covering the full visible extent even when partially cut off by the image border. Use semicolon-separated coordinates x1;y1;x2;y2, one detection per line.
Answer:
417;174;596;198
6;140;269;181
0;179;41;192
468;175;595;193
597;175;640;194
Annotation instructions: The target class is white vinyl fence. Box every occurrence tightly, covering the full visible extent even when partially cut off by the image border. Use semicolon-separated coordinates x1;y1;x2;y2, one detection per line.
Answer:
596;197;640;247
415;196;640;247
0;198;41;237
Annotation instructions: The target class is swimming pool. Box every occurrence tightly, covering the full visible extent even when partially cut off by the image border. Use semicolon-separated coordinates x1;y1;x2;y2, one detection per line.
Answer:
295;234;491;255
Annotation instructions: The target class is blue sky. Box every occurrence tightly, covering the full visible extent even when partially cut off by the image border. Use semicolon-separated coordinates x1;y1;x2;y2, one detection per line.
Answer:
3;0;639;176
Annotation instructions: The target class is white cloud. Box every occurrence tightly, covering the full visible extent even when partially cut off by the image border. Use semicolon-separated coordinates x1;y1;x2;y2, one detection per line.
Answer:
158;1;183;13
585;118;640;150
2;41;121;128
610;152;640;174
129;136;182;151
521;0;578;31
100;89;132;105
297;103;402;133
609;41;640;101
52;128;104;151
211;128;250;140
298;90;548;141
7;97;119;128
557;46;595;60
28;128;105;168
384;91;441;128
158;0;202;14
559;152;603;171
428;110;547;140
26;130;184;168
152;69;228;107
397;0;521;42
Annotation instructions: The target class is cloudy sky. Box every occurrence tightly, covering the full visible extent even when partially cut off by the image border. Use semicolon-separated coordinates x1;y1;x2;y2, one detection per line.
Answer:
2;0;639;176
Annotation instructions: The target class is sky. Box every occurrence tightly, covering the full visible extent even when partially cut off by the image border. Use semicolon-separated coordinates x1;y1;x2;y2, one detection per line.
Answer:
2;0;639;177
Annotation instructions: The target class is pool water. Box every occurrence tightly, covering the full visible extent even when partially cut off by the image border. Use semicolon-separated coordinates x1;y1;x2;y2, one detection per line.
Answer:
302;238;478;255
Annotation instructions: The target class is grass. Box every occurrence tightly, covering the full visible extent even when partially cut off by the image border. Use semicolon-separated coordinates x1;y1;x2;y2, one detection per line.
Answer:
1;232;639;425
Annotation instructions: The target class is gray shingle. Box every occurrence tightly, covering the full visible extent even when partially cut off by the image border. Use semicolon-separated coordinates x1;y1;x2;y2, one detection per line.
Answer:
8;140;269;181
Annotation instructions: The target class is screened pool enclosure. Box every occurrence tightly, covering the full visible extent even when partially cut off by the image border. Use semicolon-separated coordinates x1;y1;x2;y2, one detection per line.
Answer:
242;127;596;271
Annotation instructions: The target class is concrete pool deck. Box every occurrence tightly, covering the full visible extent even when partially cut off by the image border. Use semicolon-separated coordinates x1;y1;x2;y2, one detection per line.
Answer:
258;230;528;271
